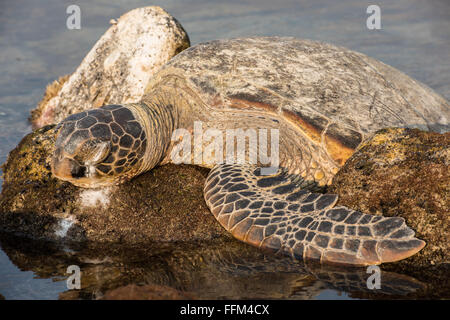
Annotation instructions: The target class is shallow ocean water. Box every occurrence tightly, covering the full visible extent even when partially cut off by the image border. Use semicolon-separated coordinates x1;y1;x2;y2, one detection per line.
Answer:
0;0;449;300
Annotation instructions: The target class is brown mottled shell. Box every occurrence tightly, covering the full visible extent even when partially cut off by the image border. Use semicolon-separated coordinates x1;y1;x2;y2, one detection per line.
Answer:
147;37;449;166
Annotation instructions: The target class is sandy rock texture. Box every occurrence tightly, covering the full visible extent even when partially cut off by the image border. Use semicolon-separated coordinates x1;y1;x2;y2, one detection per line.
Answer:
30;6;190;128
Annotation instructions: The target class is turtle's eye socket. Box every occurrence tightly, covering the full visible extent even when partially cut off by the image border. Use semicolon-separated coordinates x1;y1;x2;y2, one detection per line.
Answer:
75;139;111;165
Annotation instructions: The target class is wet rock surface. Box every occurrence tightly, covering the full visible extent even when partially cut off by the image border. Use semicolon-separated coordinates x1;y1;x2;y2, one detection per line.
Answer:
329;128;449;296
30;6;190;129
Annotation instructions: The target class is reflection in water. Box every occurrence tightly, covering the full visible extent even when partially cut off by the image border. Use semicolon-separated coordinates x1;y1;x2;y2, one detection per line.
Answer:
0;232;424;300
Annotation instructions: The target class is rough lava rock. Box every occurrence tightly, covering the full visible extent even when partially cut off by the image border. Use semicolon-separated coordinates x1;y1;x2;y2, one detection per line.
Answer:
30;6;190;129
329;128;449;293
329;128;449;267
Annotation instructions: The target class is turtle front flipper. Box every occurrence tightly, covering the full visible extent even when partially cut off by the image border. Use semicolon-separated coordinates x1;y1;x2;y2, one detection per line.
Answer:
203;164;425;267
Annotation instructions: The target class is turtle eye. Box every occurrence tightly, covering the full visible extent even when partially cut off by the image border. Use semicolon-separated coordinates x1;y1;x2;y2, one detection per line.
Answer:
90;141;111;164
75;139;111;165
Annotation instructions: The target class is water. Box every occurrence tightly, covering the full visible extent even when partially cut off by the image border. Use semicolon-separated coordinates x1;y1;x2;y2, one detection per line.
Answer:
0;0;449;300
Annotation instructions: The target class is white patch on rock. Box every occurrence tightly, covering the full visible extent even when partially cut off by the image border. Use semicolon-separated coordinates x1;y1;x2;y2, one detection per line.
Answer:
103;50;121;70
55;215;77;238
79;187;111;208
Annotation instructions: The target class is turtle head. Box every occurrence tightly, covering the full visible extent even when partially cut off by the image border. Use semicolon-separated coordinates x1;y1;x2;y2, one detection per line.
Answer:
51;105;147;188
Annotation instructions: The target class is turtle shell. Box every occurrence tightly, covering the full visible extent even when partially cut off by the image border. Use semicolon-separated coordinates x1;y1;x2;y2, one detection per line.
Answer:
153;36;448;128
145;37;449;169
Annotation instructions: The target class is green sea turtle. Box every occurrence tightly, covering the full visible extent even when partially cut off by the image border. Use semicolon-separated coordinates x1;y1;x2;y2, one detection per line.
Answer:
50;37;449;266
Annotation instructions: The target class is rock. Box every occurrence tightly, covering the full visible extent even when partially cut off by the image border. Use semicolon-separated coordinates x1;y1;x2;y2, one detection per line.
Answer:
30;6;190;129
0;125;229;243
329;128;449;294
0;6;210;244
330;128;449;266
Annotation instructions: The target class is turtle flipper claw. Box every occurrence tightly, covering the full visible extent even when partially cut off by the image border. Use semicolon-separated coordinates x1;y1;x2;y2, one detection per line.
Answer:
204;164;425;267
377;239;426;263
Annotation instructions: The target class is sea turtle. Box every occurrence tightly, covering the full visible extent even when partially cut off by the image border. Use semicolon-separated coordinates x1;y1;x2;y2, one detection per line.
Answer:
50;37;449;266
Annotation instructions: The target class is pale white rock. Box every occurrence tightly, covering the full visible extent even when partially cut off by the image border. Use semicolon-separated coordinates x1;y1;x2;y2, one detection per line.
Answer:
32;6;190;128
78;188;112;209
54;215;78;238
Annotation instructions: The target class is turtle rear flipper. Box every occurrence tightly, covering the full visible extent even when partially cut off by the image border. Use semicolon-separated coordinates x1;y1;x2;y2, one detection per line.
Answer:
204;164;425;267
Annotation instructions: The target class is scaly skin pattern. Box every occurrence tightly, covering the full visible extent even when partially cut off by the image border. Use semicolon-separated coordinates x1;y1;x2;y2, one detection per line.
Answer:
203;164;425;266
51;37;450;265
52;105;148;188
52;101;177;188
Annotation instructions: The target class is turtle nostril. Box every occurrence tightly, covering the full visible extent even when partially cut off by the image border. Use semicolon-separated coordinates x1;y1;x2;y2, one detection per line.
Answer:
71;162;87;178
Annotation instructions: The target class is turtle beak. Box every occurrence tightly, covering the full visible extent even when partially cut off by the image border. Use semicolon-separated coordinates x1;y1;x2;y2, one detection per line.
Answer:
51;156;86;180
